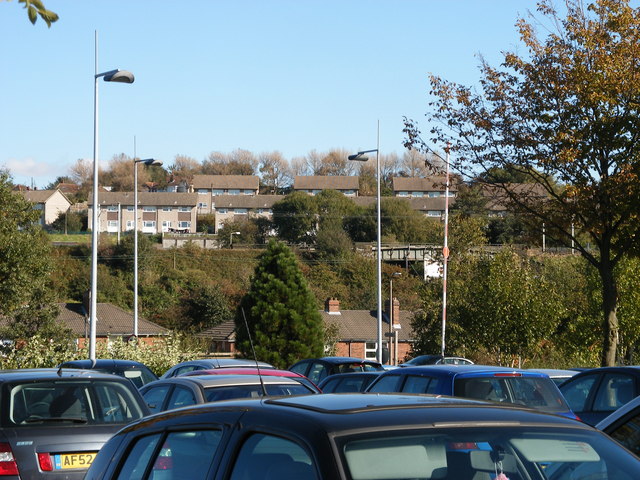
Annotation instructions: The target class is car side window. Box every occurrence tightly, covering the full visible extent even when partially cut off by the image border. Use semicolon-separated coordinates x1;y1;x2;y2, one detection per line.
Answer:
117;430;222;480
167;386;197;410
142;385;171;414
608;411;640;456
560;374;598;412
593;374;635;412
307;362;329;383
116;433;162;480
229;433;318;480
367;374;402;393
403;375;439;394
289;361;310;377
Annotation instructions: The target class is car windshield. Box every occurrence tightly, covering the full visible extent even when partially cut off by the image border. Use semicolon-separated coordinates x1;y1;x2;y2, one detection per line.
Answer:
204;384;312;402
6;380;147;426
454;376;570;413
336;363;380;373
338;427;638;479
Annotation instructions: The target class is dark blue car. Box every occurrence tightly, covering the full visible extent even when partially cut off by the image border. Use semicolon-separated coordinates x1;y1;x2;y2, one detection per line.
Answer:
366;364;578;419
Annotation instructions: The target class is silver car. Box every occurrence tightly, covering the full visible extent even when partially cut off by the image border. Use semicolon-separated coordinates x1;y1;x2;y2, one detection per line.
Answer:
0;368;149;479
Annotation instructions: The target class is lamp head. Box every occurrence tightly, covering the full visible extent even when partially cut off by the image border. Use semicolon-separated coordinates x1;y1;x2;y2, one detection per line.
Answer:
136;158;163;166
103;69;135;84
348;153;369;161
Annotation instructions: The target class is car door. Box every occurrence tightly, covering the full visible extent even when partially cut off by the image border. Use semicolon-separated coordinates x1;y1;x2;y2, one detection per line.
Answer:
588;373;638;425
141;384;172;414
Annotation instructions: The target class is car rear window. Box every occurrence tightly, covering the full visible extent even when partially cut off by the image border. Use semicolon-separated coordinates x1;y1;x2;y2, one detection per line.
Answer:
6;380;147;426
454;376;569;413
204;384;312;402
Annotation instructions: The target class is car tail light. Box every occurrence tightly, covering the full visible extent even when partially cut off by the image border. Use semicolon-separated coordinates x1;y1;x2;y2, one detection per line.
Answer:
37;453;53;472
0;443;19;476
492;373;523;377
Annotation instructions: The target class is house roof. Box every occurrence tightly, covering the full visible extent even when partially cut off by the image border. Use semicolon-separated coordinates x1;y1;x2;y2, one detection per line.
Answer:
199;309;414;343
392;176;459;192
17;189;72;205
191;175;260;190
88;191;199;207
293;176;359;191
480;183;548;212
212;194;282;209
56;303;169;337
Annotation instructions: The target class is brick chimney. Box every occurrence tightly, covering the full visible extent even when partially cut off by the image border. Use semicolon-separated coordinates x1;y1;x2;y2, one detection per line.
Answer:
386;298;401;327
325;297;341;315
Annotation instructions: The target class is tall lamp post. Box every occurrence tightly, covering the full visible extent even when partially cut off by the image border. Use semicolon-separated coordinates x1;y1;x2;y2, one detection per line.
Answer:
389;272;402;365
440;146;451;357
89;32;135;360
134;158;162;339
348;121;383;363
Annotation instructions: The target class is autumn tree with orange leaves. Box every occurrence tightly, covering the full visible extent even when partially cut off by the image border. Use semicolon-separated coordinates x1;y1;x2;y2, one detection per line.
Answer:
404;0;640;366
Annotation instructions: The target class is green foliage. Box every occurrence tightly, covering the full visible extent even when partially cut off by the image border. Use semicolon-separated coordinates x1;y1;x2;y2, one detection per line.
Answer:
196;214;216;233
236;241;324;368
315;226;354;262
271;192;317;243
182;284;232;334
18;0;58;27
50;211;85;234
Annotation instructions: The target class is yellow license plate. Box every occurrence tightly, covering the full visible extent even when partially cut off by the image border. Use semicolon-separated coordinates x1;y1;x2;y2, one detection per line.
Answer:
54;452;97;470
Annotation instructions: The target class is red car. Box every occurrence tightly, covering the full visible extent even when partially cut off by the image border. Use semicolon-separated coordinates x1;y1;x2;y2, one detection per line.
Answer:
181;368;321;392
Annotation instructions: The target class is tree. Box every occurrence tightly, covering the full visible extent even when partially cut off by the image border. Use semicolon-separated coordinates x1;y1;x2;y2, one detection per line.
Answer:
258;151;292;194
0;170;69;342
404;0;640;365
235;241;324;368
11;0;58;27
271;192;317;244
203;149;258;175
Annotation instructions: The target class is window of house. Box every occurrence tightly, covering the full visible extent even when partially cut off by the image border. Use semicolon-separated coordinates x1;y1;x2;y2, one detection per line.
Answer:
162;221;172;230
126;220;134;230
197;189;209;194
364;342;377;360
107;220;119;228
428;191;441;197
178;207;190;212
212;189;224;196
427;211;442;217
217;208;228;214
229;189;240;195
412;191;424;197
162;206;172;212
127;206;135;212
242;189;254;195
198;202;208;209
107;205;118;212
178;221;191;229
143;206;157;212
234;208;248;214
143;221;156;228
398;191;409;197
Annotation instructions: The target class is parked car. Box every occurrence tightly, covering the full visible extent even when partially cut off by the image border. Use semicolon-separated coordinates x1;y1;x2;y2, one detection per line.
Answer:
317;372;382;393
57;359;158;388
160;358;275;379
366;364;578;419
181;367;321;392
399;354;474;367
85;393;640;480
288;356;384;384
0;368;150;479
559;366;640;425
527;368;578;386
596;394;640;457
139;374;318;413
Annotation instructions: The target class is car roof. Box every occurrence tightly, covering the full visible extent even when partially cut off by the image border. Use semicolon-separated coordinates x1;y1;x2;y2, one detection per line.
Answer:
183;368;305;378
131;393;589;434
0;368;136;382
527;368;577;378
313;357;382;365
144;374;305;388
385;364;547;377
170;359;275;368
59;359;150;368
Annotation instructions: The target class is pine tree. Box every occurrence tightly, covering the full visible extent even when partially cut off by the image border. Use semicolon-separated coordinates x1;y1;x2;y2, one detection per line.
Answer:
235;240;324;369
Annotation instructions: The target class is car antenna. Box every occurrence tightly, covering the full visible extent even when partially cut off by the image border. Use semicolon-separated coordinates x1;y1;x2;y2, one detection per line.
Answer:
241;307;267;397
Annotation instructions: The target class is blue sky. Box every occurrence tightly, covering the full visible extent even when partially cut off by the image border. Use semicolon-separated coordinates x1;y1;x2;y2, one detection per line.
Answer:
1;0;536;188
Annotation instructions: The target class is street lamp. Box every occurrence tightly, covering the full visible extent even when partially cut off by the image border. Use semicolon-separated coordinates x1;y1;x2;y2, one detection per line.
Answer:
89;32;134;360
134;158;162;339
348;121;383;363
230;231;241;248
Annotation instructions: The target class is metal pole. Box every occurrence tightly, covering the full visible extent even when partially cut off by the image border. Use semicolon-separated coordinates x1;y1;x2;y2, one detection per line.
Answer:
389;278;393;365
441;145;450;357
134;160;139;337
89;31;99;361
375;121;383;364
